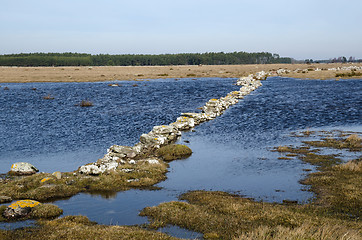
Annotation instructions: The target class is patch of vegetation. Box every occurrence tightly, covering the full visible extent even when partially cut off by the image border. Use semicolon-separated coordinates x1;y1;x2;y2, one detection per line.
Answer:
336;71;362;78
79;100;93;107
303;134;361;151
0;160;169;201
0;215;177;240
302;157;362;217
140;191;361;239
157;73;169;77
156;144;192;161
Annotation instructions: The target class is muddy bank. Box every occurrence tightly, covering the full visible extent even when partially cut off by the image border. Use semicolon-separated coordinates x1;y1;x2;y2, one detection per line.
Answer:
1;63;361;83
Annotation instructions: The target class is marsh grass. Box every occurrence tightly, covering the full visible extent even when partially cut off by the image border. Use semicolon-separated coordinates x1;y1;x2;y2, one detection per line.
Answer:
0;160;169;201
336;71;362;78
303;134;361;151
140;191;361;239
0;215;177;240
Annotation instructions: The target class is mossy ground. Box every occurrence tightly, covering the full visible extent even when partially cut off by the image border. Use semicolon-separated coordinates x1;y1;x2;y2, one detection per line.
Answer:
0;160;169;201
140;131;362;239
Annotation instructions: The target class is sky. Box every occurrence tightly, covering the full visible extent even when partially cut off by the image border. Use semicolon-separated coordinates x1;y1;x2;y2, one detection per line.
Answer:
1;0;361;60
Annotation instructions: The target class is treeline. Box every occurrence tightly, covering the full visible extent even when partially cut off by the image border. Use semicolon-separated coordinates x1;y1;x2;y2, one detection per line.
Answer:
0;52;291;67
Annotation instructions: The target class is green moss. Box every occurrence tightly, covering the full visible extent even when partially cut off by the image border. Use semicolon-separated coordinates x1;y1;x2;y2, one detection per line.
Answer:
156;144;192;161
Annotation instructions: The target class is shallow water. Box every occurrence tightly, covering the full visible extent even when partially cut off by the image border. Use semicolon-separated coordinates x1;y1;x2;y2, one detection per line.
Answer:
0;78;239;172
1;77;361;234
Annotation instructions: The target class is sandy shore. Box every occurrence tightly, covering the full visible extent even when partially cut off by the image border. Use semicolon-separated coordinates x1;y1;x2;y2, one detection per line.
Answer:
0;63;361;83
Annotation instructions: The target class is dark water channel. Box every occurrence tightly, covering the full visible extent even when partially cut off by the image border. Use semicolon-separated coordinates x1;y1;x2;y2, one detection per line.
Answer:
0;77;361;237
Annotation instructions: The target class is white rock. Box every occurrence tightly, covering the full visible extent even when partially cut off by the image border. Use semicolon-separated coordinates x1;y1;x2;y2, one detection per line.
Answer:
10;162;39;175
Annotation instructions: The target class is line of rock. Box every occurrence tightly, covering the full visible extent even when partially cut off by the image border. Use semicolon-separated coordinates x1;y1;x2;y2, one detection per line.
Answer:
78;71;269;175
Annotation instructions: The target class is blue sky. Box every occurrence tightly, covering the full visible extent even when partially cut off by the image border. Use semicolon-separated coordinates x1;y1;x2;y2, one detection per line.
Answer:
1;0;361;60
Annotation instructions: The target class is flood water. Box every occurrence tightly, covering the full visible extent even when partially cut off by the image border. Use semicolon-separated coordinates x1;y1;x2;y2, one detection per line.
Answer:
0;77;361;236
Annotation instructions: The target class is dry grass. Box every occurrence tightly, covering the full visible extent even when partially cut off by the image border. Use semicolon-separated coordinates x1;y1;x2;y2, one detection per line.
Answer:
235;223;361;240
303;134;361;151
302;157;362;217
1;63;361;83
140;191;362;239
0;215;178;240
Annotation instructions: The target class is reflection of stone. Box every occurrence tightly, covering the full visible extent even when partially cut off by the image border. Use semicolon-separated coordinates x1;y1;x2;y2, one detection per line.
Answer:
10;162;39;175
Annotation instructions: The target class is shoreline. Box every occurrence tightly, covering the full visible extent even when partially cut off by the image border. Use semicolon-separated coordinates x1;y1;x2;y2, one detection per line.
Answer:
1;63;361;83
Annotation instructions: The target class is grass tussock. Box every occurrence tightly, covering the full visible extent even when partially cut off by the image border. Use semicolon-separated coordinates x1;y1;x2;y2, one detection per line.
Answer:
79;100;93;107
0;160;169;201
0;215;177;240
335;71;362;78
303;134;361;151
42;94;54;100
156;144;192;161
140;191;361;239
0;203;62;222
302;157;362;217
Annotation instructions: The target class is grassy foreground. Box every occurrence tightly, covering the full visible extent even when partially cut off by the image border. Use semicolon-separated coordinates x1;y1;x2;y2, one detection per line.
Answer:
0;216;178;240
140;131;362;239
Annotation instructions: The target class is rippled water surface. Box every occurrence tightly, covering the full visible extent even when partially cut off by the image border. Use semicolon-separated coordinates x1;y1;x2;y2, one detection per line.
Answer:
0;77;361;234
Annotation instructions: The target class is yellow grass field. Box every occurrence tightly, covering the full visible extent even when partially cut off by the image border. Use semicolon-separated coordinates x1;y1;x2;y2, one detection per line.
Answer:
1;63;361;83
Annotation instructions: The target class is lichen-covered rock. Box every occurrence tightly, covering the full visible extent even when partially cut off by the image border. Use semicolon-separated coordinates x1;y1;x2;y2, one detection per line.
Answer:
10;162;39;175
79;161;118;175
52;171;62;180
109;145;137;159
170;116;195;130
3;199;41;219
